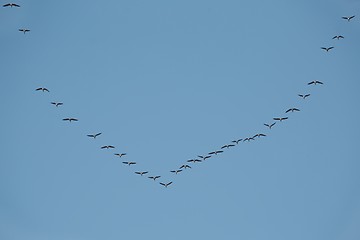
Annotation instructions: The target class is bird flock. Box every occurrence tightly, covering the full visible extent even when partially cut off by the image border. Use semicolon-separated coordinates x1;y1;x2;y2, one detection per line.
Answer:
4;3;357;188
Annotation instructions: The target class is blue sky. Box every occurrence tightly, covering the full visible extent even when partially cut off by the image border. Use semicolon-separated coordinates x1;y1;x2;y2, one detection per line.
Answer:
1;0;360;239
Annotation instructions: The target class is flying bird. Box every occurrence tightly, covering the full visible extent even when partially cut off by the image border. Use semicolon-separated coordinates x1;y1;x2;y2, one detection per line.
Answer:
62;118;78;122
333;35;344;40
114;153;127;158
321;47;334;52
243;137;255;142
19;28;30;34
179;164;191;169
135;171;148;176
36;87;49;92
170;170;183;174
101;145;115;149
298;94;310;99
253;133;266;138
87;133;102;139
51;102;63;107
264;122;276;129
122;161;136;166
285;108;300;113
187;159;202;163
160;182;173;188
148;176;161;181
221;144;235;149
273;117;288;122
198;155;211;160
231;139;242;144
308;80;323;85
342;15;355;22
208;150;224;155
3;3;20;7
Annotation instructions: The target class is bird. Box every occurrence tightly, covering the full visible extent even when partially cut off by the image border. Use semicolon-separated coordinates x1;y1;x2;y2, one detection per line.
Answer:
208;150;224;155
333;35;344;40
160;182;173;188
321;47;334;52
253;133;266;138
264;122;276;129
122;161;136;166
135;171;148;176
197;155;211;160
62;118;78;122
51;102;63;107
101;145;115;149
285;108;300;113
187;159;202;163
179;164;191;169
273;117;288;122
342;15;355;22
19;29;30;34
298;94;310;99
308;80;323;85
3;3;20;7
114;153;127;158
243;137;255;142
170;170;183;174
87;133;102;139
231;139;243;144
36;87;49;92
221;144;235;149
148;176;161;181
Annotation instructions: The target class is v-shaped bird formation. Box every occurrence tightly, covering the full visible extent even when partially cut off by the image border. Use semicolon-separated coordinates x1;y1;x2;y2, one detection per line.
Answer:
3;3;357;188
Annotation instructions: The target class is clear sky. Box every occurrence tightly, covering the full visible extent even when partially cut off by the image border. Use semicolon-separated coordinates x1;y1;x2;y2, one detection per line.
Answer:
1;0;360;239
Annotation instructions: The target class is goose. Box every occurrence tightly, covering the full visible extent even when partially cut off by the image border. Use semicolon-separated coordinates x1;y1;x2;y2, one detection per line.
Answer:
221;144;235;149
160;182;173;188
135;171;148;176
285;108;300;113
87;133;102;139
308;80;323;85
197;155;211;160
170;170;183;174
243;137;255;142
122;161;136;166
187;159;202;163
51;102;63;107
342;15;355;22
19;29;30;34
62;118;78;122
321;47;334;52
3;3;20;7
264;122;276;129
101;145;115;149
148;176;161;181
114;153;127;158
253;133;266;138
333;35;344;40
273;117;288;122
231;139;243;144
36;87;49;92
179;164;191;169
298;94;310;99
208;150;224;155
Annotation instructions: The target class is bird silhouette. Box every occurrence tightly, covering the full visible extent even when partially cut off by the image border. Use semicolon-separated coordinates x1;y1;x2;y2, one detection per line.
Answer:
321;47;334;52
36;87;49;92
3;3;20;7
51;102;63;107
187;159;202;163
285;108;300;113
298;94;310;99
198;155;212;160
273;117;288;122
243;137;255;142
308;80;323;85
148;176;161;181
208;150;224;155
264;122;276;129
231;139;243;144
342;15;355;22
87;133;102;139
179;164;191;169
221;144;235;149
62;118;78;122
114;153;127;158
333;35;344;40
160;182;173;188
253;133;266;138
101;145;115;149
135;171;148;176
170;170;183;174
122;161;136;166
19;29;30;34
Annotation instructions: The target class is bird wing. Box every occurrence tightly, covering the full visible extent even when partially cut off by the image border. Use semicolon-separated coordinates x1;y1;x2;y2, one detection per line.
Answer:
3;4;10;7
